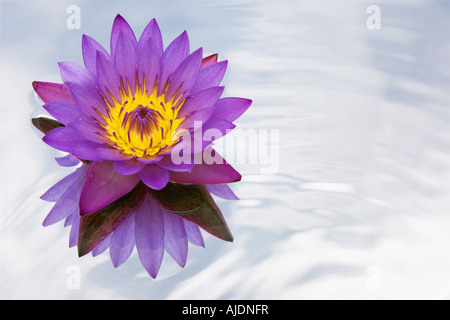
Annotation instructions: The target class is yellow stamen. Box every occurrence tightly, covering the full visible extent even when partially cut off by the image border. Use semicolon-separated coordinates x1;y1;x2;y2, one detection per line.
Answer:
100;79;186;158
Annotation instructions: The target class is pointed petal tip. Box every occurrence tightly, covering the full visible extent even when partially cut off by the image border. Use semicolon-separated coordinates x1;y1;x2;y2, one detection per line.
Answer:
31;117;39;127
221;234;234;242
178;30;189;43
32;117;64;135
77;245;86;257
193;47;203;57
39;193;53;202
114;13;125;21
200;54;219;69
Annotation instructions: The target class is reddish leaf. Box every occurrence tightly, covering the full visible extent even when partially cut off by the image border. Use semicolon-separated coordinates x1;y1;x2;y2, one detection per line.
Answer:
201;53;218;69
148;183;233;242
78;182;147;257
32;117;91;165
32;117;64;134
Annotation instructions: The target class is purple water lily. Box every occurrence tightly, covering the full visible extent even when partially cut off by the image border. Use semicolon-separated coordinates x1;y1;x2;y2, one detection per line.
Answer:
32;15;251;278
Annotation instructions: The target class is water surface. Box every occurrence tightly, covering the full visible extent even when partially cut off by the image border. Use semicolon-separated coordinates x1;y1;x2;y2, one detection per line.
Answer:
1;0;449;299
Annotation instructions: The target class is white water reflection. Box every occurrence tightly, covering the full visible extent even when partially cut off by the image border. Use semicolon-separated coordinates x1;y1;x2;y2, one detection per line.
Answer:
1;0;449;299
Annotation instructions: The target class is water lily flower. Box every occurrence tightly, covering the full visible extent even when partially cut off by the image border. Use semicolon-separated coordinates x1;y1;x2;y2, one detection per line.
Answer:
32;14;251;278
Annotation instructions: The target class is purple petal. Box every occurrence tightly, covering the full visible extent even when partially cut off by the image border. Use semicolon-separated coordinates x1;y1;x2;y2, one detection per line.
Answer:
114;30;138;95
58;61;96;86
66;120;108;144
110;14;137;61
156;155;194;172
64;210;77;227
64;82;107;124
138;35;160;94
69;215;80;248
57;61;107;123
212;97;252;123
113;158;146;175
138;165;169;190
43;101;82;125
135;195;164;278
158;31;189;95
42;165;88;226
191;60;228;95
41;169;81;202
155;143;181;156
82;34;110;75
201;54;218;70
206;184;239;200
168;131;211;158
166;48;203;102
179;107;214;131
79;161;140;215
95;147;134;161
170;148;241;184
43;126;88;153
69;141;108;161
55;154;80;167
163;211;188;268
32;81;74;103
200;119;236;144
136;154;163;164
183;220;205;247
178;86;224;118
138;18;163;57
92;234;111;257
71;141;133;162
166;119;236;160
170;118;232;157
96;51;122;104
110;212;136;267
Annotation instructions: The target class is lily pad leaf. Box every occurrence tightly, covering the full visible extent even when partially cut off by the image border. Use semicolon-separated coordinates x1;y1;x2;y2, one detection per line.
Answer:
31;117;64;134
78;182;147;257
149;183;233;242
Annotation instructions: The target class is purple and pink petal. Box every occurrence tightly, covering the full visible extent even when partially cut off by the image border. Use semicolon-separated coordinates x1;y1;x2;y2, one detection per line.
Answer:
33;14;251;278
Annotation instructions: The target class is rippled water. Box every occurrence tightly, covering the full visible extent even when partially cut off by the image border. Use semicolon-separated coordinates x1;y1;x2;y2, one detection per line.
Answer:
1;0;449;299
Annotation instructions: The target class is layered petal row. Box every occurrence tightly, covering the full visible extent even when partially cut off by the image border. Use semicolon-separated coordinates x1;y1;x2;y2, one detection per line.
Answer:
32;14;251;278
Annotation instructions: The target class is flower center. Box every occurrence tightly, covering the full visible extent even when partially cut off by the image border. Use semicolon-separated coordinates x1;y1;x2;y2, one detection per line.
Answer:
101;82;186;158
